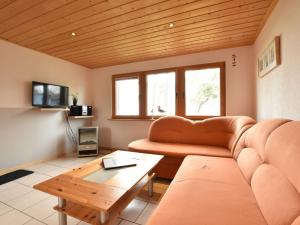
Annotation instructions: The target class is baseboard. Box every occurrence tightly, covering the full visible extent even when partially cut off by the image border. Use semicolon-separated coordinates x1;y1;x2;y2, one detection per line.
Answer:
99;146;128;155
0;154;64;176
1;160;43;176
0;148;125;176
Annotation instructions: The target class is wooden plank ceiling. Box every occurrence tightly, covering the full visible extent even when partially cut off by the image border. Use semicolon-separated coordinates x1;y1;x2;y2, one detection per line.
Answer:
0;0;277;68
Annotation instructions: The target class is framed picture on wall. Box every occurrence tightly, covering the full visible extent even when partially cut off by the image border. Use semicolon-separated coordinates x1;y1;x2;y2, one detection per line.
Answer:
258;36;281;78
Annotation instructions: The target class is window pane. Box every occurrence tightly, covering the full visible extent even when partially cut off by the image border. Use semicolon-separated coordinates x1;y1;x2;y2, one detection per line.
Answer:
185;68;220;116
115;78;139;116
147;72;176;116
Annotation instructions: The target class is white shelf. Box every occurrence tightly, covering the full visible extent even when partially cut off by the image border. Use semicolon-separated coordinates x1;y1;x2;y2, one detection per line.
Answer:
37;107;69;112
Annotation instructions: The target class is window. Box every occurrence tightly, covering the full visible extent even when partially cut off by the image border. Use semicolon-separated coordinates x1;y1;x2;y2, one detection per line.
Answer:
185;68;221;116
113;76;140;117
112;62;225;119
146;72;176;117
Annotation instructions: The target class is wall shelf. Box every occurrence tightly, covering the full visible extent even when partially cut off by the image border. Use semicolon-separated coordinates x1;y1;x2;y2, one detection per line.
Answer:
38;108;69;112
68;115;94;119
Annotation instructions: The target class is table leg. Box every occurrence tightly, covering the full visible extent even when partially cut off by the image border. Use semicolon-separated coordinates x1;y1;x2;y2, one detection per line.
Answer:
100;211;109;224
148;178;153;197
58;197;67;225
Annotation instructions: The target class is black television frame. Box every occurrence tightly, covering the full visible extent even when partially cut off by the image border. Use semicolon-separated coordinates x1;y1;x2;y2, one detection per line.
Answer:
32;81;69;108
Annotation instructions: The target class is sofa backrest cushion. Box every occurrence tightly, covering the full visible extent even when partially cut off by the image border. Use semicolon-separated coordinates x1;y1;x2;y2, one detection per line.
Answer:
148;116;255;152
236;119;290;182
236;119;300;225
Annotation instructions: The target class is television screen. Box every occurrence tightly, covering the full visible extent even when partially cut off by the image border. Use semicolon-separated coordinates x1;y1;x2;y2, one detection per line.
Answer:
32;81;69;108
33;84;44;106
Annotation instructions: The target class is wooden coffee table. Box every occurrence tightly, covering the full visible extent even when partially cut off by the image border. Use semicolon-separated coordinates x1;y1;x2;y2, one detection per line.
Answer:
34;150;163;225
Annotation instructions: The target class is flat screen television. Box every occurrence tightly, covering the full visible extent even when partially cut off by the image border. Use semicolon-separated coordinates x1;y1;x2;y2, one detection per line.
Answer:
32;81;69;108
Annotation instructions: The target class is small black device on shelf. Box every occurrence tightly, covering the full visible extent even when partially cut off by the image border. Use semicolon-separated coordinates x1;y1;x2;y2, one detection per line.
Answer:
32;81;69;108
70;105;92;116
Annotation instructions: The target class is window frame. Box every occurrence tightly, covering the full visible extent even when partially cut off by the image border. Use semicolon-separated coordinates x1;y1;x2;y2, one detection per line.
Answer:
112;73;142;119
145;68;178;119
181;62;226;120
112;62;226;120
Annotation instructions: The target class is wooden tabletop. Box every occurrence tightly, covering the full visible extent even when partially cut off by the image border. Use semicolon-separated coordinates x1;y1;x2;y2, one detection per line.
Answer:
34;150;163;213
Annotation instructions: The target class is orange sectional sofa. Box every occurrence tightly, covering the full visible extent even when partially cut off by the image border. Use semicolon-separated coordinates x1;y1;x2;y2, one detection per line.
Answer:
128;116;255;178
129;117;300;225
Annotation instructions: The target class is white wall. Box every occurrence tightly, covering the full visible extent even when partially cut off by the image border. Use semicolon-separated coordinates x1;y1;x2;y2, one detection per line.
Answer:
0;39;92;168
254;0;300;120
91;46;255;149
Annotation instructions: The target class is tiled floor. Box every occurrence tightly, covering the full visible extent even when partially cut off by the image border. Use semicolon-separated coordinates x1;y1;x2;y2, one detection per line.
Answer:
0;155;169;225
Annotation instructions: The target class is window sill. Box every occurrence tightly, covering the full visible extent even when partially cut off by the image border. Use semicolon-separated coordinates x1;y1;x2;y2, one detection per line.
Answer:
109;115;223;121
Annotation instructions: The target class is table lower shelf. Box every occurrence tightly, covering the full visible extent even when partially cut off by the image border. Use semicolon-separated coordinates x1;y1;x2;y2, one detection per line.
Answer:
54;173;155;225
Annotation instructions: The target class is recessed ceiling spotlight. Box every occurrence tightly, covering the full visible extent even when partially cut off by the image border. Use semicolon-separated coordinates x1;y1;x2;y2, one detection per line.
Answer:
169;23;174;28
71;32;76;36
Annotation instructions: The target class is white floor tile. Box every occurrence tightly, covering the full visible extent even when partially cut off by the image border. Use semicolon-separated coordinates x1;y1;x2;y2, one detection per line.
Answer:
77;217;121;225
24;197;57;220
113;218;122;225
0;181;18;192
15;173;51;187
24;218;46;225
43;213;80;225
47;158;74;164
120;199;147;222
136;203;157;225
0;209;31;225
47;157;97;169
77;221;89;225
0;202;13;215
78;157;98;162
0;183;32;203
28;164;57;173
119;220;136;225
27;163;50;171
7;189;50;211
45;167;68;177
29;164;68;177
46;160;75;169
44;167;69;177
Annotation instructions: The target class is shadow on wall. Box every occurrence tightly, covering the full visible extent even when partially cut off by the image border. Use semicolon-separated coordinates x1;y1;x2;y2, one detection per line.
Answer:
17;109;72;156
0;108;74;168
55;135;69;157
100;127;112;148
25;81;32;106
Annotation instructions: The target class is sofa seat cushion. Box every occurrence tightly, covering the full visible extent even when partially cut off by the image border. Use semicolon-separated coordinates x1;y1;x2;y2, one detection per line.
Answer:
128;139;231;158
146;156;267;225
174;155;249;185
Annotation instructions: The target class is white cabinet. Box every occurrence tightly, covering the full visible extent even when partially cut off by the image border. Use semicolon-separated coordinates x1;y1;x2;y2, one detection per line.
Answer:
78;126;99;157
